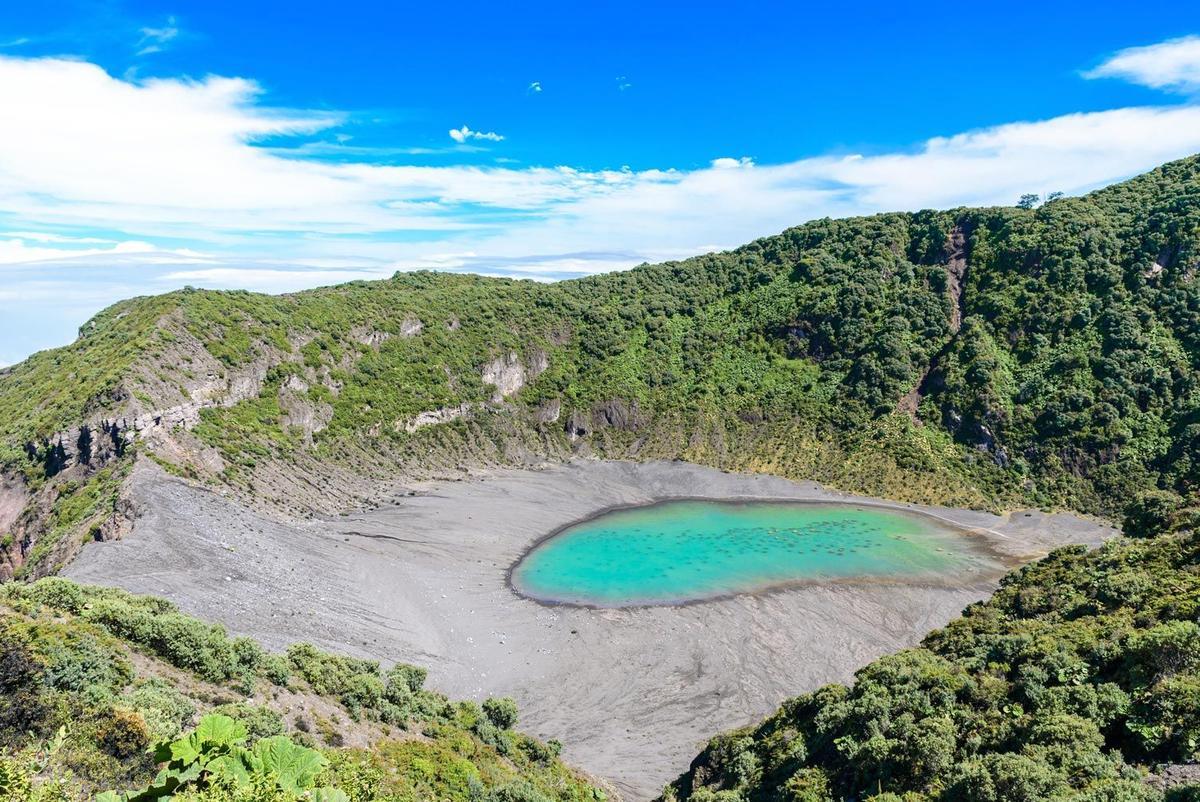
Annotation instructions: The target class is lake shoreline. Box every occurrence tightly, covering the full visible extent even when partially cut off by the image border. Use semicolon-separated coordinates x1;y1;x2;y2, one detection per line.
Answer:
507;497;1013;609
64;458;1117;801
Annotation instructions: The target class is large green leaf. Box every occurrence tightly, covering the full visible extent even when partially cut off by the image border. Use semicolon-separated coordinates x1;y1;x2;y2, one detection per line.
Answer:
167;733;202;765
167;713;248;765
246;735;328;793
193;714;247;748
206;752;252;788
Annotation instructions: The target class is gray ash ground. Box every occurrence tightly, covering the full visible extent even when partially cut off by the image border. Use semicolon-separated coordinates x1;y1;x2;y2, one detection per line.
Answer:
65;459;1115;801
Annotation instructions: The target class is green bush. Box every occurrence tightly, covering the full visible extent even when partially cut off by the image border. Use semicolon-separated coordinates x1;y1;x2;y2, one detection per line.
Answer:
482;697;519;730
210;704;284;743
1125;491;1185;538
340;673;385;717
124;679;196;742
38;629;132;698
285;643;379;697
0;632;49;739
485;779;555;802
260;654;291;686
385;663;427;699
0;755;72;802
0;579;603;802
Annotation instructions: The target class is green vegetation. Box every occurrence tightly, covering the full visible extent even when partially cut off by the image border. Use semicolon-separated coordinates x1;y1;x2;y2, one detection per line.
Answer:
16;463;130;580
5;156;1200;574
665;495;1200;802
0;579;604;802
2;156;1200;797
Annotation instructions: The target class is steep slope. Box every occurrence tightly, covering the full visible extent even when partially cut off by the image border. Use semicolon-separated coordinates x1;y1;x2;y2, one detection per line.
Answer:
665;500;1200;802
0;578;607;802
2;156;1199;578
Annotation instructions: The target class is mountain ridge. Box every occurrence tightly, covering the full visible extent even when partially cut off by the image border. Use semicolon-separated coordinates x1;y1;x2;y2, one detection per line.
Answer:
1;155;1198;578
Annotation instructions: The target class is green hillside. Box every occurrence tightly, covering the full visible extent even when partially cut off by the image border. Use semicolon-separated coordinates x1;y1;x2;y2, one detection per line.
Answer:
665;498;1200;802
0;157;1199;800
3;156;1199;578
0;578;605;802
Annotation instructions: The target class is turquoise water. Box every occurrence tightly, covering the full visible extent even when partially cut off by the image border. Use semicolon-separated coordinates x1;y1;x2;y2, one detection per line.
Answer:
510;499;995;606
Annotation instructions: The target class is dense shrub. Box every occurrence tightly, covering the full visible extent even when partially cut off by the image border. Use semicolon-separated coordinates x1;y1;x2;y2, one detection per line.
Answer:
385;663;427;699
1125;491;1186;538
0;580;600;802
0;633;48;739
123;679;196;742
483;697;519;730
209;703;284;742
668;521;1200;802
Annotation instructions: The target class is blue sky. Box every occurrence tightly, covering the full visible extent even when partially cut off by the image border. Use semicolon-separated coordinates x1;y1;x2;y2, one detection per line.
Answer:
4;1;1200;364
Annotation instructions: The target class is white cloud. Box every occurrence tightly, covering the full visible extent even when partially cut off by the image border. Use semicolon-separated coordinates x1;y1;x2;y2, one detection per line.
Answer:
158;266;387;291
5;48;1200;362
137;15;180;55
710;157;754;169
616;76;631;91
3;53;1200;267
0;231;113;244
448;125;504;143
528;81;542;93
1085;35;1200;92
0;234;211;266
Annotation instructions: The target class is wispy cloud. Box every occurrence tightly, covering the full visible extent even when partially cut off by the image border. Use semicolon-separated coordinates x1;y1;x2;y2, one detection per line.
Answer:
0;232;208;266
5;39;1200;362
616;76;631;91
527;81;542;94
0;37;30;49
1085;35;1200;93
136;15;179;55
2;53;1199;260
448;124;505;143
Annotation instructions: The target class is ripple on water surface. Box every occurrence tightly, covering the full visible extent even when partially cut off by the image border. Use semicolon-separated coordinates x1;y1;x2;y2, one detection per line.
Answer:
510;499;1001;606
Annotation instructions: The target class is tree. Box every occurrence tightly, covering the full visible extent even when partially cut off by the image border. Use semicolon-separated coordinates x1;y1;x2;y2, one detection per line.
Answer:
1123;490;1183;538
482;697;519;730
1046;191;1064;202
1017;194;1040;209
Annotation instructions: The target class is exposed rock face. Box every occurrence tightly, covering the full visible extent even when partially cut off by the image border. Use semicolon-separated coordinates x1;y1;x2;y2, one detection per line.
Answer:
399;404;472;433
33;348;286;475
0;476;29;536
564;410;589;441
5;315;297;577
528;349;549;378
279;376;333;443
592;399;645;431
535;399;561;424
1148;763;1200;792
29;420;129;479
400;315;424;337
975;423;1011;468
896;221;973;422
944;224;969;335
563;400;645;439
352;327;392;347
284;375;309;394
480;350;550;403
482;353;528;401
1145;244;1177;280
